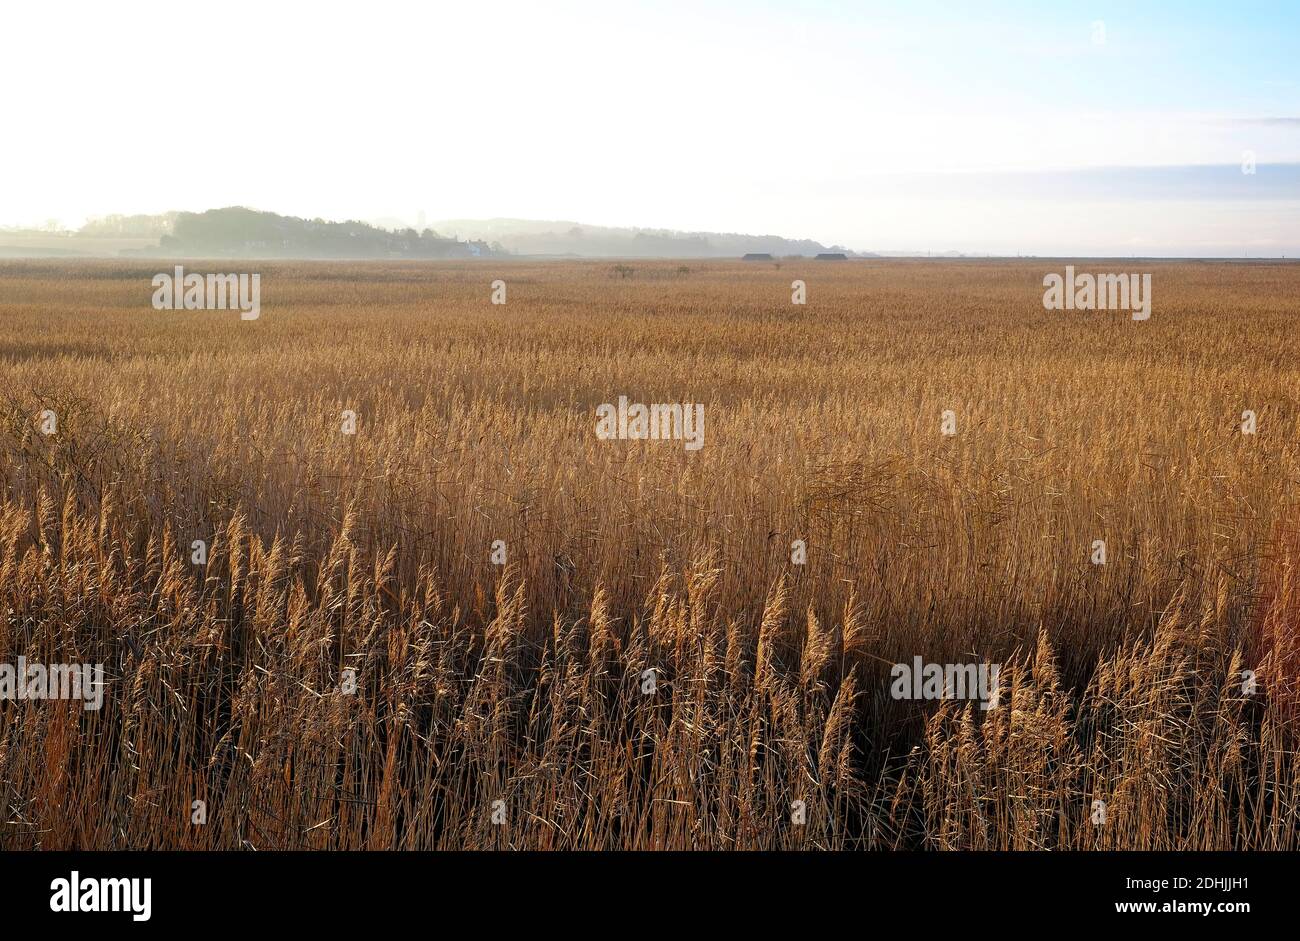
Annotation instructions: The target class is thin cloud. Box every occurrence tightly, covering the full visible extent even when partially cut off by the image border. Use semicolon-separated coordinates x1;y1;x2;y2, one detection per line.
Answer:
849;164;1300;202
1218;117;1300;127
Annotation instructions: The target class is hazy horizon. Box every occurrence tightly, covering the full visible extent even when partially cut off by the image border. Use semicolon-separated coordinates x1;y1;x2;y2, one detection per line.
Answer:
4;0;1299;256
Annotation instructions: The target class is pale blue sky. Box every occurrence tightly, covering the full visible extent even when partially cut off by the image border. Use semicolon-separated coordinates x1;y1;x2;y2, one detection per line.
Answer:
2;0;1297;254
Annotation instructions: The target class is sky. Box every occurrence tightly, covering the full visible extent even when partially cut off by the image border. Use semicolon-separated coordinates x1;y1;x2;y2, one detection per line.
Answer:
2;0;1298;255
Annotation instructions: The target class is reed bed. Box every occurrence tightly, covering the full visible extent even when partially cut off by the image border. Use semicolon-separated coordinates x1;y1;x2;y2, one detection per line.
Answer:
1;258;1297;849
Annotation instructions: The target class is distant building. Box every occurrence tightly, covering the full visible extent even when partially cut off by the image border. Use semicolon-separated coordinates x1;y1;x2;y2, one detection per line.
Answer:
742;252;773;261
815;253;847;260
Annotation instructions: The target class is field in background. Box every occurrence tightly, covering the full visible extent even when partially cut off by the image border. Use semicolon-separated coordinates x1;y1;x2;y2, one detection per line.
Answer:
1;258;1298;849
0;236;159;258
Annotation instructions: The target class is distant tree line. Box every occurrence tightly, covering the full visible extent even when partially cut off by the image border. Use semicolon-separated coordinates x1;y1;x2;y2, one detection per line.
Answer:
79;213;179;238
151;208;500;259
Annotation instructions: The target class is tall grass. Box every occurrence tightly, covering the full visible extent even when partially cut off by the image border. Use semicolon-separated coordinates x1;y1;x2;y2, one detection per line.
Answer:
1;258;1296;849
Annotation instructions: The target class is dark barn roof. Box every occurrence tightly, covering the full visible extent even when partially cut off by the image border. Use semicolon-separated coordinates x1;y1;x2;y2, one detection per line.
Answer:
741;252;773;261
815;252;847;260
